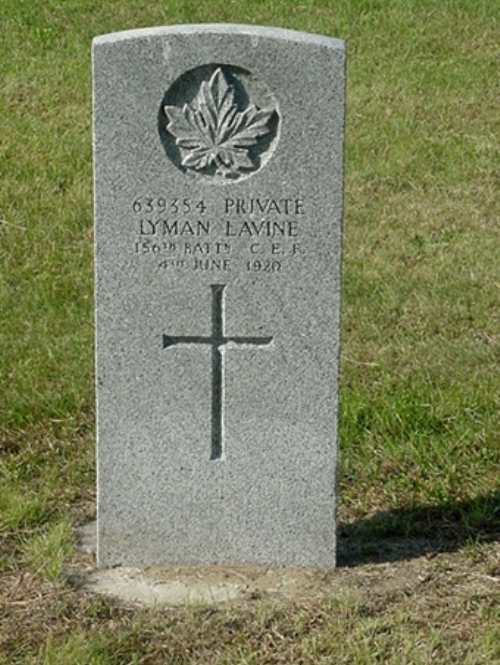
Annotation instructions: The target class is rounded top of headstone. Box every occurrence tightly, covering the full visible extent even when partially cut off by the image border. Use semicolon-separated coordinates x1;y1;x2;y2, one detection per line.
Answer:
93;23;345;52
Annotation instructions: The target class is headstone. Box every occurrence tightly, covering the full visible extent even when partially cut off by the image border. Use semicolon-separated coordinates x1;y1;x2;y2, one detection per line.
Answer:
93;24;345;568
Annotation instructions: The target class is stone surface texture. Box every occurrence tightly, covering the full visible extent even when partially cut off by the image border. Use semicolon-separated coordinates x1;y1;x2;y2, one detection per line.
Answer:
93;24;345;568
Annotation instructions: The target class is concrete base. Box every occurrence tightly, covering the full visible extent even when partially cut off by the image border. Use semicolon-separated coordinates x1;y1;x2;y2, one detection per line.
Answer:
75;522;334;606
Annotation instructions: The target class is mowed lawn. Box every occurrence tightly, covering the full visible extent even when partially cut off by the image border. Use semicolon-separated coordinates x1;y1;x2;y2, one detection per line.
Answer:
1;1;499;663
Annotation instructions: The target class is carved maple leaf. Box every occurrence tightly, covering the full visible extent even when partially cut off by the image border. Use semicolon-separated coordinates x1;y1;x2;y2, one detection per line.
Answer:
164;68;274;177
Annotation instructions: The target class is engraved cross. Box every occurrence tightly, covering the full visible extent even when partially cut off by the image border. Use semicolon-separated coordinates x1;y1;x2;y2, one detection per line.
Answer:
163;284;273;460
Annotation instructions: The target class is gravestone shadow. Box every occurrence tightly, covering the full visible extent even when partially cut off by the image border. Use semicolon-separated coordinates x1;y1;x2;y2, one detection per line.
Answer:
337;489;500;567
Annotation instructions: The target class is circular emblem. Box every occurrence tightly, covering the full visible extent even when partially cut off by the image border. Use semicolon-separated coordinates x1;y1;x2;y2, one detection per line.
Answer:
159;64;280;183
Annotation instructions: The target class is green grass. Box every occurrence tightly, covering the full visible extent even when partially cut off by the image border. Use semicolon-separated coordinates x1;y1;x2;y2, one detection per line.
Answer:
1;0;499;663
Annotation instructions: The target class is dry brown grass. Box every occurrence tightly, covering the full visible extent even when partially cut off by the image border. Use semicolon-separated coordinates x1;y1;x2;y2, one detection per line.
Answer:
1;537;500;664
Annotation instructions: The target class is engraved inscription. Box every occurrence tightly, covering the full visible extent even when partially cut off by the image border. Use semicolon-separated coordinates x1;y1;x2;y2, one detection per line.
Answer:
225;198;304;215
139;219;211;236
163;285;273;459
160;65;280;182
131;193;307;271
225;220;299;237
132;197;207;215
246;260;281;272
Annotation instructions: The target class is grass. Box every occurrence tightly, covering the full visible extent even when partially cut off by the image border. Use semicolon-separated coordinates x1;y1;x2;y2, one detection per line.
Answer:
1;0;499;662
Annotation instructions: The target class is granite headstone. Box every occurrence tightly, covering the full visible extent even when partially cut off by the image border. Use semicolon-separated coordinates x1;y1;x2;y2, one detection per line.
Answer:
93;24;345;568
